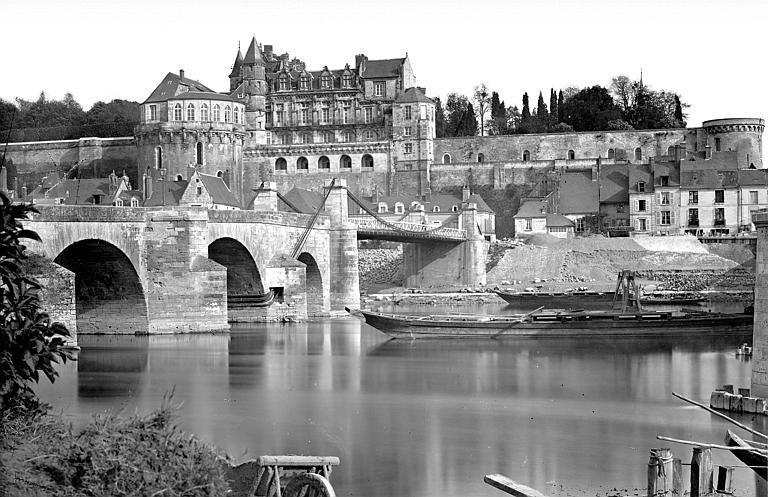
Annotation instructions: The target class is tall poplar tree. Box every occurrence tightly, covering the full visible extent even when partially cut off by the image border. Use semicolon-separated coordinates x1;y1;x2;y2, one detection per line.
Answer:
434;97;447;138
557;90;564;122
521;93;531;121
536;92;548;119
549;89;558;126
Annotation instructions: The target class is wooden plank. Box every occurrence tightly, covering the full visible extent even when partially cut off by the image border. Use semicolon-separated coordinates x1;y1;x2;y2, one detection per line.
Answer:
256;455;340;467
484;474;548;497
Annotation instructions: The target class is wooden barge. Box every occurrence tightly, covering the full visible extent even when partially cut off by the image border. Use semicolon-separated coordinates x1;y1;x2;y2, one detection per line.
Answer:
494;289;707;306
350;307;753;339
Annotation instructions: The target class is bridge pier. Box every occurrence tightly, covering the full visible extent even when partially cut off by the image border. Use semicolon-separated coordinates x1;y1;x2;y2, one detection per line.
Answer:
751;211;768;396
324;179;361;313
403;204;489;288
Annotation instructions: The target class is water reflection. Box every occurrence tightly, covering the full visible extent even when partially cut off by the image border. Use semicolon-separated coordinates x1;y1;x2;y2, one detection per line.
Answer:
35;315;764;497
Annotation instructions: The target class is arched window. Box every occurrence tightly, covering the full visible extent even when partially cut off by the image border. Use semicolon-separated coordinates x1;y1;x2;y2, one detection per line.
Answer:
340;155;352;168
302;133;312;144
200;103;209;121
477;153;485;163
443;154;451;164
667;146;674;156
568;150;575;160
173;103;183;121
275;158;287;171
432;206;440;212
216;170;223;178
297;157;309;170
130;197;139;207
318;156;330;169
212;104;221;121
175;174;183;181
155;147;163;170
187;103;195;121
196;142;203;165
607;148;615;159
523;150;530;161
361;154;374;168
224;105;232;123
635;147;642;161
451;205;459;212
234;106;240;124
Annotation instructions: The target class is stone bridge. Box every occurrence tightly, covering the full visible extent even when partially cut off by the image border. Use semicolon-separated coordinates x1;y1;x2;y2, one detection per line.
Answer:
23;179;487;335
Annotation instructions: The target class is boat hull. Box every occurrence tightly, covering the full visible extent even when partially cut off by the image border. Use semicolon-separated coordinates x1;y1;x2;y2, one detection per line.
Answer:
494;290;706;307
354;309;753;339
725;430;767;481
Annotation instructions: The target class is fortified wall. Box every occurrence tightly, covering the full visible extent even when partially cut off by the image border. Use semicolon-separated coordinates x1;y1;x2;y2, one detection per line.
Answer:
2;137;137;194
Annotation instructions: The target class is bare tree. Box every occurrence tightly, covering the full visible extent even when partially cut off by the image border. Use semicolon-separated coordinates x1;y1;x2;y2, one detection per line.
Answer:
473;84;490;137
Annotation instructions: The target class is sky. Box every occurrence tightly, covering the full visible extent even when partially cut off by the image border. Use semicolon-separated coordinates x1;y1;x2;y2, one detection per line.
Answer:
2;0;767;128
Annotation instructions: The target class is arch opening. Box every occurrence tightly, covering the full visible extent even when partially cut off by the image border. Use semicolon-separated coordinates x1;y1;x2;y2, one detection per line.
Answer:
297;252;324;316
208;238;265;315
54;239;147;334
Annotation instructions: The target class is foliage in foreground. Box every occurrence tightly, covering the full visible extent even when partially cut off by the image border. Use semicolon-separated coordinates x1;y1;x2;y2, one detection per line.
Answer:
1;394;231;497
0;193;73;411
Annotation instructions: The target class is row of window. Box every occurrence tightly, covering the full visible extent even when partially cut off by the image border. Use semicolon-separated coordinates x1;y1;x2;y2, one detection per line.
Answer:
376;203;458;214
275;154;374;171
114;197;141;207
269;129;379;145
153;143;206;169
274;74;387;96
440;147;647;165
270;105;381;126
150;103;243;124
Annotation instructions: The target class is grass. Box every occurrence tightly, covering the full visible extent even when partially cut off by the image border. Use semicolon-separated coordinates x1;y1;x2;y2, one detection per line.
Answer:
1;394;231;497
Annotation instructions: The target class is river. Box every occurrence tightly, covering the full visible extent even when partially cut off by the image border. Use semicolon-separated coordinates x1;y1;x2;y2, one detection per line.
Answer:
36;303;765;497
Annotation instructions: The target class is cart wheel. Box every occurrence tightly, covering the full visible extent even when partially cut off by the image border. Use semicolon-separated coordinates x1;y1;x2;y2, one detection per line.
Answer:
284;473;336;497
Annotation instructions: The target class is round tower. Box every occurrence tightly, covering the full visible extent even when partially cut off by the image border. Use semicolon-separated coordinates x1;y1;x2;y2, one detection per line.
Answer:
242;36;267;138
703;118;764;168
134;70;247;204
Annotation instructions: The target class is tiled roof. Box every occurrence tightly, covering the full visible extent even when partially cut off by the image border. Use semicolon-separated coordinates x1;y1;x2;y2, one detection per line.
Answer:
39;178;120;205
558;171;598;215
143;180;188;207
599;164;629;203
546;213;574;227
229;49;244;78
167;91;236;102
628;164;654;193
243;37;262;65
279;187;324;213
143;72;217;104
465;193;493;213
680;151;739;171
361;58;404;78
196;173;240;207
651;160;680;186
514;199;547;218
395;87;433;105
738;169;768;186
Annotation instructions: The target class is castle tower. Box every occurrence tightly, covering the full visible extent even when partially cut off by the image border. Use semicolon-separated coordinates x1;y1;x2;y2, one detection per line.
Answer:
392;87;436;197
229;46;244;92
242;36;267;135
703;118;765;169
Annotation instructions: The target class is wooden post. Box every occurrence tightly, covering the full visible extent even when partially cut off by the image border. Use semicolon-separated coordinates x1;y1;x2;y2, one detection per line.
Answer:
672;458;683;496
715;466;734;494
690;447;713;497
648;449;674;497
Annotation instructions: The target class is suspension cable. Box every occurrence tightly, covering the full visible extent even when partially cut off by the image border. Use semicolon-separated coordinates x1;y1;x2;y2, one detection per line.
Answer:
346;189;462;234
290;179;335;258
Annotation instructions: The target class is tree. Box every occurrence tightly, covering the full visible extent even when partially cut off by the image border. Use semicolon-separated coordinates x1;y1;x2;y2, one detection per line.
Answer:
15;92;86;129
609;75;688;129
557;90;564;123
561;85;622;131
434;97;447;138
473;84;490;136
674;95;686;127
0;193;72;411
521;93;531;121
549;89;558;127
445;93;470;137
489;92;508;135
459;103;478;136
0;99;18;132
506;105;521;133
536;91;548;119
85;99;140;124
606;119;634;130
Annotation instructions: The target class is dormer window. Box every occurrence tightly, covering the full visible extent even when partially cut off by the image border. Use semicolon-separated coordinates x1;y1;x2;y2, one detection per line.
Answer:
299;75;310;90
321;74;332;89
115;198;124;207
378;203;388;213
451;205;459;212
279;75;290;91
637;181;646;193
394;202;404;214
130;197;139;207
342;74;353;88
432;206;440;212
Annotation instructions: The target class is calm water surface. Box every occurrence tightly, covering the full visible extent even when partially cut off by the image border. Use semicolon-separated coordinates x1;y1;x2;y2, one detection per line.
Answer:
36;303;765;497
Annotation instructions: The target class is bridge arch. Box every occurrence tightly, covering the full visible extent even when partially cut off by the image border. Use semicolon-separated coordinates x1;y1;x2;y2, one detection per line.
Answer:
297;252;324;316
207;237;265;300
54;239;148;334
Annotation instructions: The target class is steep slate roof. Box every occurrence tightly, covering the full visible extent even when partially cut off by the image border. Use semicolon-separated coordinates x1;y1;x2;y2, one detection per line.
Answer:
395;87;433;105
599;165;629;203
143;180;188;207
229;48;244;78
628;164;654;193
38;178;122;205
143;72;217;104
279;187;324;213
651;160;681;186
558;171;599;215
196;173;240;207
738;169;768;186
243;37;263;65
680;169;739;188
680;151;739;172
361;58;404;78
546;214;574;227
514;199;547;218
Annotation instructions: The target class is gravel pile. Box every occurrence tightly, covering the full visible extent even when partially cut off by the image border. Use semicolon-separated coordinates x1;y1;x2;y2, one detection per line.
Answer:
640;268;754;292
358;247;403;290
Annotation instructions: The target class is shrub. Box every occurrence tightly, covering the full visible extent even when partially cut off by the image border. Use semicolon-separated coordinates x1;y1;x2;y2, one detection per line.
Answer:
0;192;72;411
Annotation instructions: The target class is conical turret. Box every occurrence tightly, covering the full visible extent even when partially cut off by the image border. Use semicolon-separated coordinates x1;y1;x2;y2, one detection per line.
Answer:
243;36;264;67
229;46;244;91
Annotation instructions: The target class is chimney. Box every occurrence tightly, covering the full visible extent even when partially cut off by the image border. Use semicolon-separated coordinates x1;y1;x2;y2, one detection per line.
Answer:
179;69;185;80
355;54;367;73
674;145;683;163
462;185;471;201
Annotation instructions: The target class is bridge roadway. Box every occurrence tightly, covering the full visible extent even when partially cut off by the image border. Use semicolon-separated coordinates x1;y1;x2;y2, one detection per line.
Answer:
22;179;487;337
